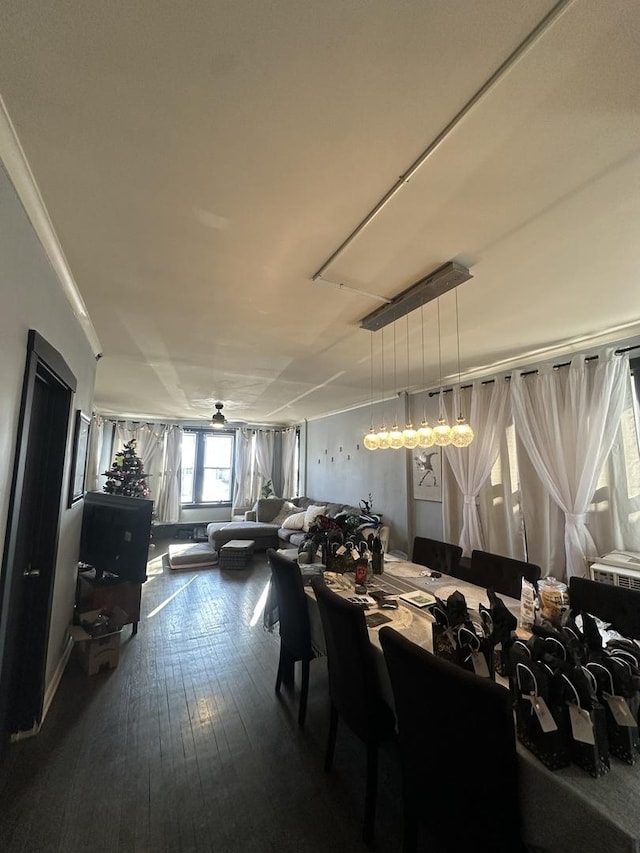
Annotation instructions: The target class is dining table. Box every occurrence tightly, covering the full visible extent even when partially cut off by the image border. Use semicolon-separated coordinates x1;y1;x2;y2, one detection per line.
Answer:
293;554;640;853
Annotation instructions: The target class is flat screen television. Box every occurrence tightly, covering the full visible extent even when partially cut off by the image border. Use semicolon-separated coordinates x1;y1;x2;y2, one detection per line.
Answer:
79;492;153;583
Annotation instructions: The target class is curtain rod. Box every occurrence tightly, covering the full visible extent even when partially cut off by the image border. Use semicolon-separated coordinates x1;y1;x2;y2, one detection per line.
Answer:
428;344;640;396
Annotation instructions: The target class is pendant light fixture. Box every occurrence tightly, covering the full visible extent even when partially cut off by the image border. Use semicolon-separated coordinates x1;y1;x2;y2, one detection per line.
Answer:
417;301;435;448
363;331;380;450
433;298;452;446
450;287;474;447
388;316;404;449
402;312;419;448
376;325;390;449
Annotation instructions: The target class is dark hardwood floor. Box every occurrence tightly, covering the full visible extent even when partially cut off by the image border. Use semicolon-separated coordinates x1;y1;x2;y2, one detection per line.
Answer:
0;542;405;853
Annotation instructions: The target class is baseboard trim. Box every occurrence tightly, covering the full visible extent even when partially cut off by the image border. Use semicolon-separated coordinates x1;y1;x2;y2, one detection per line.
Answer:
42;634;74;722
10;634;74;742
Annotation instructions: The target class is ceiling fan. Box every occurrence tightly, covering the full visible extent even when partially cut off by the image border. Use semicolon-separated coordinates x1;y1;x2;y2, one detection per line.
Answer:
191;397;249;427
211;401;227;429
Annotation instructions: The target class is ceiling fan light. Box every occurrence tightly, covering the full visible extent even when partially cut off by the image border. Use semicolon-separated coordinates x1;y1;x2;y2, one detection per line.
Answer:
433;418;452;446
417;421;435;448
451;418;474;447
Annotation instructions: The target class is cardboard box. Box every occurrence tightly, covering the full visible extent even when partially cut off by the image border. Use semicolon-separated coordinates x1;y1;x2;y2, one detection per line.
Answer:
70;609;125;675
75;632;121;675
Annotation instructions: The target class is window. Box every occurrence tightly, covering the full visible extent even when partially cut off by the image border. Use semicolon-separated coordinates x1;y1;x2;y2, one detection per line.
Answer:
181;429;234;505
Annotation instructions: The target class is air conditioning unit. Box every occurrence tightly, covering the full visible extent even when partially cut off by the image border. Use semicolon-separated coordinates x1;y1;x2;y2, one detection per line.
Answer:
589;550;640;591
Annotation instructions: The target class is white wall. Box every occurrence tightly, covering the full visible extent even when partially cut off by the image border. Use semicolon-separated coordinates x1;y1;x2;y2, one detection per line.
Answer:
302;391;453;556
0;164;96;688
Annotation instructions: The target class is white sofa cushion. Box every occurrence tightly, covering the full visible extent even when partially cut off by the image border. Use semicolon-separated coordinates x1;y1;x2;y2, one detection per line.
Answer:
303;504;327;532
281;510;306;530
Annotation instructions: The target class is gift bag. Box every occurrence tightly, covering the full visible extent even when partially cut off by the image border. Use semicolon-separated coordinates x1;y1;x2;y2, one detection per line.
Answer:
430;592;493;676
512;661;571;771
325;540;355;573
586;658;640;764
431;616;458;664
453;624;494;678
560;670;610;778
481;590;517;677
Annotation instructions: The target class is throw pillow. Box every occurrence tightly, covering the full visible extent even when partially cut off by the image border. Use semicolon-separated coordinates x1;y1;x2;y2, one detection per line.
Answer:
303;504;327;532
281;510;306;530
271;500;298;527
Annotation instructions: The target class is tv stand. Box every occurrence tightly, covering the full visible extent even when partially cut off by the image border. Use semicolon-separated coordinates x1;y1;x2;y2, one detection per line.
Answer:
77;571;142;635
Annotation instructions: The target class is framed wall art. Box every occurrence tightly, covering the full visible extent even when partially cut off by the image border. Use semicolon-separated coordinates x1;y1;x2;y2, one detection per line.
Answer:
412;446;442;502
68;410;91;506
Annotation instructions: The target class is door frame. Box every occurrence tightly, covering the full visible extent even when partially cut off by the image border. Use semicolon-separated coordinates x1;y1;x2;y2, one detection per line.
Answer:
0;330;76;747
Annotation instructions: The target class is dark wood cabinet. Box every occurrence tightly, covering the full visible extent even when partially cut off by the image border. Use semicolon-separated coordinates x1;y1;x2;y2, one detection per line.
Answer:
77;573;142;634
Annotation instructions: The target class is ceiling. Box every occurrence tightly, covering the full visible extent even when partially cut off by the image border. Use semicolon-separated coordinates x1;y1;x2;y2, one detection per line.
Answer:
1;0;640;426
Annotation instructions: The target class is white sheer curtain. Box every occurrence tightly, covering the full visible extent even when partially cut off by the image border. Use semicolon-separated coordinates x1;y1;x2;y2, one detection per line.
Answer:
154;425;182;523
254;429;275;496
511;351;629;580
517;432;565;579
281;427;298;498
444;418;526;562
233;428;254;509
583;367;640;554
443;381;511;557
86;415;106;493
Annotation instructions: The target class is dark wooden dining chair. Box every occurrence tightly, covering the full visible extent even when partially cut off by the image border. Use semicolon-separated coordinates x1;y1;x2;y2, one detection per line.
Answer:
569;576;640;638
470;548;541;599
411;536;462;576
266;548;316;726
309;576;396;846
379;626;525;853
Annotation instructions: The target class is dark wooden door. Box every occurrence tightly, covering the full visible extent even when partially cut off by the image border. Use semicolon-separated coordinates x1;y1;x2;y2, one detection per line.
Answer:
0;332;76;750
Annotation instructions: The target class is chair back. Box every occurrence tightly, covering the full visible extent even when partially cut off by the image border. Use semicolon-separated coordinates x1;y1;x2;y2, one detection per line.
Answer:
310;578;394;742
267;549;313;660
470;549;541;599
411;537;462;576
569;576;640;639
380;626;522;853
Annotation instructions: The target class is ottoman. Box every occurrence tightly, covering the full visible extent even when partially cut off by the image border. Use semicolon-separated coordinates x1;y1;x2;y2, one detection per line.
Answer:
219;539;255;570
168;542;218;571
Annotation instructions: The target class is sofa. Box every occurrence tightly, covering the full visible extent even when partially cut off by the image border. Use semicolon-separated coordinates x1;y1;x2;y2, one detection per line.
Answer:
207;496;388;554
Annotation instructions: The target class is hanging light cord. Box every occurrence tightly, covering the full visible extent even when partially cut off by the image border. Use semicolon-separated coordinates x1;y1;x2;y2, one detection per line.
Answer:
406;312;411;405
380;326;385;426
393;317;398;425
437;298;445;418
421;303;427;423
369;331;375;425
455;288;462;419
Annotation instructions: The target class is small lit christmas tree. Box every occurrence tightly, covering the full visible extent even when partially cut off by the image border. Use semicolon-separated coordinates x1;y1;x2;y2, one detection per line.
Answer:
103;438;151;498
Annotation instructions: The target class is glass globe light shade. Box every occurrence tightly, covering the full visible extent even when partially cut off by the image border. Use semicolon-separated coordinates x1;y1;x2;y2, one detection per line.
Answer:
450;418;474;447
433;418;452;446
363;428;380;450
402;424;419;449
388;424;404;450
377;428;390;450
417;421;435;448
